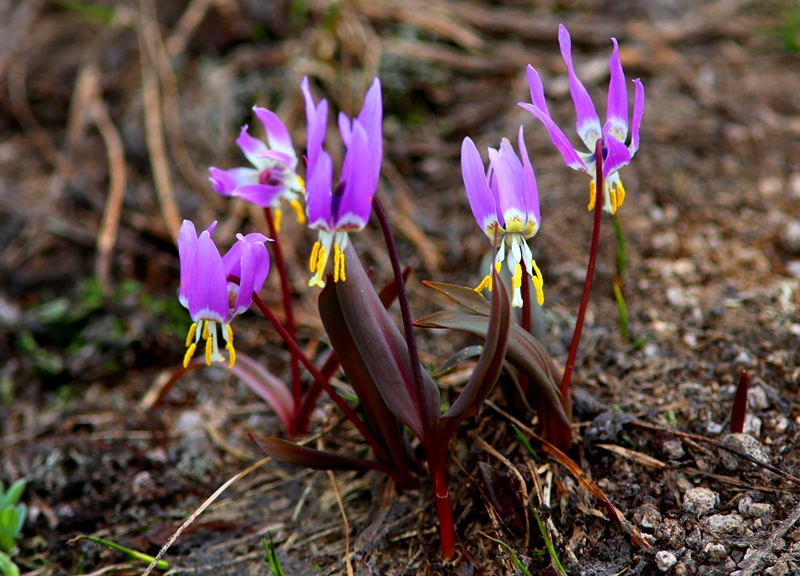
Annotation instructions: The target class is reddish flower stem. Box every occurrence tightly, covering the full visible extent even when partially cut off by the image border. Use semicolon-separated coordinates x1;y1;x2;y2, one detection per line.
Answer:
250;291;391;464
560;138;605;406
372;195;433;442
730;370;749;434
264;208;303;428
431;456;456;560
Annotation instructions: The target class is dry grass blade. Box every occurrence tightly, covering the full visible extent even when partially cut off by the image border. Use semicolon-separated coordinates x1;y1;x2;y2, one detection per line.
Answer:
473;434;529;550
165;0;214;57
486;400;653;551
138;0;182;241
75;65;129;295
326;470;354;576
595;444;667;469
140;456;273;576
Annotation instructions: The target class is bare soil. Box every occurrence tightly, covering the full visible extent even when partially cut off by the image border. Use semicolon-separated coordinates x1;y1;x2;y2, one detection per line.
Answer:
2;0;800;575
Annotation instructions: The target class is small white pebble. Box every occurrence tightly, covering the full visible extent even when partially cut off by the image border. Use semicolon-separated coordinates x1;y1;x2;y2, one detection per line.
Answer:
684;487;719;516
655;550;678;572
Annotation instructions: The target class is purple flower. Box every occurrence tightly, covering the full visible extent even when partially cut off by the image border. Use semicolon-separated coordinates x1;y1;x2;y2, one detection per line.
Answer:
208;107;305;231
462;127;544;308
519;24;644;214
178;220;270;368
301;76;383;288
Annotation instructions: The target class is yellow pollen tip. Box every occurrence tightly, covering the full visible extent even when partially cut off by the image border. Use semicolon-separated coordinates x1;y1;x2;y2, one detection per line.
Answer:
494;261;502;273
609;186;618;215
475;274;493;294
290;199;306;224
296;175;306;194
273;209;283;233
185;322;198;347
588;180;597;212
204;336;213;366
617;180;626;208
513;263;522;289
309;241;321;273
202;321;210;340
225;325;236;369
532;259;545;306
183;343;197;368
333;243;346;282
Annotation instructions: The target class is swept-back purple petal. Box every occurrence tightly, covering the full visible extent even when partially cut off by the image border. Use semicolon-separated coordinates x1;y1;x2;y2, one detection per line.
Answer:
229;235;269;318
461;137;497;235
602;129;632;178
188;231;228;323
518;103;586;172
517;126;540;227
489;139;527;225
629;78;645;156
558;24;602;150
256;150;295;168
208;167;259;196
338;112;352;147
334;121;373;231
306;150;333;230
301;77;328;172
252;106;296;163
236;125;268;168
604;38;629;143
231;184;285;207
357;78;383;181
222;232;269;278
178;220;199;308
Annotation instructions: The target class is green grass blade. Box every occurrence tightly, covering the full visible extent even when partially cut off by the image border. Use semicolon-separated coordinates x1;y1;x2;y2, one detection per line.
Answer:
69;536;169;570
533;509;567;575
513;425;541;461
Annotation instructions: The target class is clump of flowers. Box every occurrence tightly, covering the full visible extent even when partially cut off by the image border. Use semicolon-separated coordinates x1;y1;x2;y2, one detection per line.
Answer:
169;24;643;560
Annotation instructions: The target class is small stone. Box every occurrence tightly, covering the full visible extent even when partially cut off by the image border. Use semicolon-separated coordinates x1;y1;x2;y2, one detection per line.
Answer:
766;561;790;576
749;503;774;518
703;513;744;535
719;433;769;471
684;487;719;516
634;503;662;533
662;439;686;460
782;221;800;254
742;415;762;437
656;518;685;549
704;542;728;562
748;386;770;410
738;495;753;516
655;550;678;572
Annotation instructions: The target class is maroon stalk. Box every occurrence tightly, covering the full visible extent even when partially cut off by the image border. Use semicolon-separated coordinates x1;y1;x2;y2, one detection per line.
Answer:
431;453;456;559
560;138;605;406
371;195;434;442
250;290;391;464
263;207;303;429
730;370;749;434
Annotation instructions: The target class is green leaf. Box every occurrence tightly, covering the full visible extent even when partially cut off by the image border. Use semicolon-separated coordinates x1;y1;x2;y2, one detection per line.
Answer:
69;535;169;569
0;551;20;576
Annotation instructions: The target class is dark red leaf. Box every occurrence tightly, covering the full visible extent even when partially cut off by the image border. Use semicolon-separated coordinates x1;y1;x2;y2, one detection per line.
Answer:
250;435;387;473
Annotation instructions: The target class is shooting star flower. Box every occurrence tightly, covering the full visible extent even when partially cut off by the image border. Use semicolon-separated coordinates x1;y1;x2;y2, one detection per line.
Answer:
462;127;544;308
178;220;270;368
519;24;644;214
209;107;305;231
302;76;383;287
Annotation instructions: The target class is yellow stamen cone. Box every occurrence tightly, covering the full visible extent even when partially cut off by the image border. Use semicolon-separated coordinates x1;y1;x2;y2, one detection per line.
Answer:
225;325;236;368
588;180;597;212
205;336;213;365
609;186;618;215
185;322;198;347
290;199;306;224
202;321;210;340
475;274;493;294
309;241;321;273
273;209;283;233
617;180;626;208
183;343;197;368
296;175;306;194
532;260;545;306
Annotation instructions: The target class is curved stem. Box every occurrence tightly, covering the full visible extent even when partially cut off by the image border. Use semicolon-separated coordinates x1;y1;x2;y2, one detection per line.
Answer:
431;454;455;559
250;291;391;464
264;208;303;429
371;196;433;441
560;138;605;406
